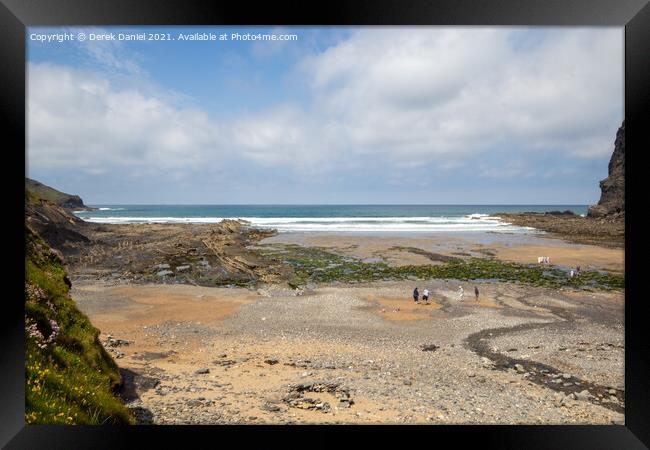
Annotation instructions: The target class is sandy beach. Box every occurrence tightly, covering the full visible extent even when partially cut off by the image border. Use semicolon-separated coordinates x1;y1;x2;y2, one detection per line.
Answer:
69;229;625;425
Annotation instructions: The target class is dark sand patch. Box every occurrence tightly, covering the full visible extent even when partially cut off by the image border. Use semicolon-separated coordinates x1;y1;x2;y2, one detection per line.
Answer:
361;295;442;321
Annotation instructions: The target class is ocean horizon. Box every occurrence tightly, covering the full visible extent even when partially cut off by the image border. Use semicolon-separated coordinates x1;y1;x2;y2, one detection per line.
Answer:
73;204;588;233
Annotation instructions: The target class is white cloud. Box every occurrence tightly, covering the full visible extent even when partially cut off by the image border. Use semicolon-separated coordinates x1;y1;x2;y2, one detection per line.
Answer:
293;27;623;167
27;63;223;176
228;104;350;173
28;28;623;185
224;28;622;175
479;161;532;179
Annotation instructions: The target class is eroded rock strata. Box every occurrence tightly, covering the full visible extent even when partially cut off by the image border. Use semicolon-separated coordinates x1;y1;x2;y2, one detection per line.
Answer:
588;121;625;218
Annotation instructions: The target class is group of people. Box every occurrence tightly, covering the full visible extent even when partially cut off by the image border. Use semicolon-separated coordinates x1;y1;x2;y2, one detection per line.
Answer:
537;255;584;279
459;285;479;302
569;265;582;278
412;287;431;304
413;285;480;303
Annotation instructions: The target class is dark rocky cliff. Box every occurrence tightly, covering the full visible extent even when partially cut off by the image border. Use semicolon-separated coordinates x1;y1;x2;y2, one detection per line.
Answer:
587;121;625;218
25;178;91;254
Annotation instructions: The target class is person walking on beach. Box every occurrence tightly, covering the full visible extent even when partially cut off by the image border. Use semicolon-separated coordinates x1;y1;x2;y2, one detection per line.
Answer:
422;288;430;305
458;286;464;300
474;286;479;302
413;287;419;303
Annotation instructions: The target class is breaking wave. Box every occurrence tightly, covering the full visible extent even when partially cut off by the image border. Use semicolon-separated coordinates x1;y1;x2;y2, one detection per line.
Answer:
77;214;535;233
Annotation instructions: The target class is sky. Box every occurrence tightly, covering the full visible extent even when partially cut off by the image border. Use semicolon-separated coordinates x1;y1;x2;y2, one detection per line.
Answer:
26;26;623;205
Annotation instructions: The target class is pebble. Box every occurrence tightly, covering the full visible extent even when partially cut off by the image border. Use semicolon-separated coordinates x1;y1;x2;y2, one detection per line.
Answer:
262;402;281;412
480;357;494;368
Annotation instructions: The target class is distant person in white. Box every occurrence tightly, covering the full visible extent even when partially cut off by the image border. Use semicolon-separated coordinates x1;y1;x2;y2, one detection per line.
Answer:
422;288;430;304
458;286;464;300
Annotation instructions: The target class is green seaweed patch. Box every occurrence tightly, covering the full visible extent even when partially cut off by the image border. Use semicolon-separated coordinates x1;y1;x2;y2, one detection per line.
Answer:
257;244;624;291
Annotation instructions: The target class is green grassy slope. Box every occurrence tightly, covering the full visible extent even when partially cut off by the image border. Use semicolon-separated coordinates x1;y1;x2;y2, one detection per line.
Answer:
25;178;87;209
25;224;133;425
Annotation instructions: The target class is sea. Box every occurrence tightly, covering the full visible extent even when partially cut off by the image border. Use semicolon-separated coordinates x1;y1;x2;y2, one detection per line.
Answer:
73;205;588;234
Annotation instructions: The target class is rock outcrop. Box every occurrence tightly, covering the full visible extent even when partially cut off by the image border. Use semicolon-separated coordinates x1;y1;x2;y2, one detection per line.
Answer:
25;178;92;210
587;121;625;218
495;212;624;248
25;178;90;254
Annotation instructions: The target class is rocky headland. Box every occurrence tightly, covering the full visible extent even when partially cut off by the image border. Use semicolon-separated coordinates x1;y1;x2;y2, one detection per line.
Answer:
494;212;624;248
587;121;625;219
495;121;625;248
25;178;92;255
26;178;93;210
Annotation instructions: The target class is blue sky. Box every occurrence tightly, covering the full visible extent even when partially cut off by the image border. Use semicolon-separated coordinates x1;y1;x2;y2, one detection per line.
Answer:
26;26;623;204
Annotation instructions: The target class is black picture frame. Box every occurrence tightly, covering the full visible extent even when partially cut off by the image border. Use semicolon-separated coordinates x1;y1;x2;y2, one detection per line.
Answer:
3;0;649;448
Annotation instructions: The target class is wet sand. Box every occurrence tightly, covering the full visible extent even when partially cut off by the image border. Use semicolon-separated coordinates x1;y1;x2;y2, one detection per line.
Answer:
484;243;623;273
262;232;624;273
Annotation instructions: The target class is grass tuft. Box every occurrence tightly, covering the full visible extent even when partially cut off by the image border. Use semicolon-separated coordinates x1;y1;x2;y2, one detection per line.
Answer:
25;225;133;425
